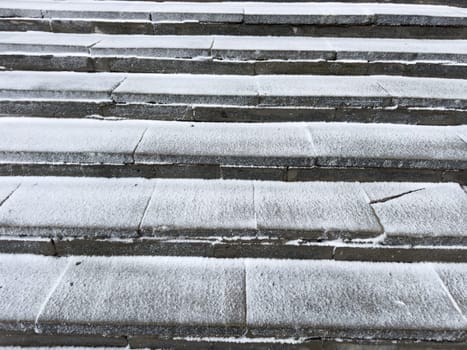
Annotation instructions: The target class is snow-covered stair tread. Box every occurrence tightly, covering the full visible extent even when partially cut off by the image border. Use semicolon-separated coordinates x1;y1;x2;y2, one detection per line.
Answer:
0;254;466;344
1;1;467;24
2;32;467;61
0;177;465;252
2;33;467;78
0;118;465;182
2;71;467;108
2;1;467;38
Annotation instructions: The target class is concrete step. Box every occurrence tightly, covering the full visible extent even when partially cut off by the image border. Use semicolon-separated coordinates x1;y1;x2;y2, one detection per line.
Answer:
1;32;467;78
0;254;466;347
0;118;465;182
58;0;467;6
0;177;466;258
1;1;467;38
1;71;467;124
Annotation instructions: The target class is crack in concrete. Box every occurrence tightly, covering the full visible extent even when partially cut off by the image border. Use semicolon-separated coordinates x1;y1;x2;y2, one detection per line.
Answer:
369;188;425;205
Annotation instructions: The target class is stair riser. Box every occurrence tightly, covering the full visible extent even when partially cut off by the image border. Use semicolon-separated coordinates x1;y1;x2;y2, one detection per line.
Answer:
0;164;464;184
1;334;467;349
1;237;466;263
2;101;466;125
2;55;467;79
2;19;467;39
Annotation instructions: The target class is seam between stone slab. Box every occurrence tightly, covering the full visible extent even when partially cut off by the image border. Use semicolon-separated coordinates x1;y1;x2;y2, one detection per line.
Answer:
369;188;426;204
431;263;467;323
303;124;318;165
0;182;20;208
454;133;467;145
242;259;247;335
251;183;258;231
132;127;149;164
208;37;215;57
109;76;128;102
34;257;72;334
359;184;386;235
374;80;394;107
137;183;157;236
87;38;104;56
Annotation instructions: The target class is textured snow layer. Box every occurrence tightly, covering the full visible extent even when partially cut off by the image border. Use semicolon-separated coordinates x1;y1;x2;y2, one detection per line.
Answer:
91;35;213;58
372;184;467;244
112;73;259;105
135;122;314;166
434;264;467;316
0;32;104;54
141;179;256;234
2;72;467;108
38;256;245;330
2;1;466;24
0;177;154;238
308;123;467;168
1;118;465;170
0;71;125;101
0;254;67;331
3;32;467;62
1;254;466;340
0;118;147;164
213;36;467;61
254;181;382;238
246;259;467;333
0;177;464;244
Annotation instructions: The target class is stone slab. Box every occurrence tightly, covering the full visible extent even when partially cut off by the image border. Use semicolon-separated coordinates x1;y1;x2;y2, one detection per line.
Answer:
0;117;147;164
0;254;69;332
112;74;258;105
91;35;213;58
377;75;467;108
254;181;382;239
135;122;314;166
140;179;256;236
243;3;374;25
212;36;335;60
257;75;391;107
371;184;467;245
330;37;467;62
0;31;102;54
0;71;125;101
246;259;467;339
308;123;467;169
434;264;467;317
37;256;245;336
150;3;244;23
0;177;154;239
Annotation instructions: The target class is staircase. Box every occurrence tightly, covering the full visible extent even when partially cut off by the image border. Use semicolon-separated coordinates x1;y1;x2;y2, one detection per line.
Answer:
0;1;466;349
